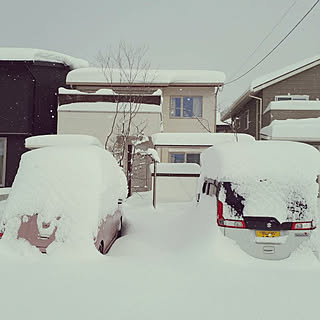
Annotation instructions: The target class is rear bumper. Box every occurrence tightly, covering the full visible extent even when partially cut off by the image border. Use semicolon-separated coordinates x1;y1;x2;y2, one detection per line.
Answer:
222;227;311;260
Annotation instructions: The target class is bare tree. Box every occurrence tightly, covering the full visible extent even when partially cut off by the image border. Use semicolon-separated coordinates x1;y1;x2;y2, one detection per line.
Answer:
97;43;156;193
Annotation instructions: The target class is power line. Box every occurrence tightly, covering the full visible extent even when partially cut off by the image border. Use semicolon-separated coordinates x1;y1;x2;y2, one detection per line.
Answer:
229;0;297;81
225;0;320;85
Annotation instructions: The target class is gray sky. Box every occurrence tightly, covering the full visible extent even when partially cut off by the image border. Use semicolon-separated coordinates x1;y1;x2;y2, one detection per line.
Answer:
1;0;319;110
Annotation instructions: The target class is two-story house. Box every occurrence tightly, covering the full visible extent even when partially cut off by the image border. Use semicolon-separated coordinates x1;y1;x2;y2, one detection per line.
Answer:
221;55;320;139
58;68;225;193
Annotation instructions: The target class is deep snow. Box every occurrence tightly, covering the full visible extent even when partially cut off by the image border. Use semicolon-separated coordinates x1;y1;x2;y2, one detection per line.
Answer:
0;192;320;320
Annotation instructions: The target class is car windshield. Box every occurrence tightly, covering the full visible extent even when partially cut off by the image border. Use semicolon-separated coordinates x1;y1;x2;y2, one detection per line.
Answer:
220;180;314;223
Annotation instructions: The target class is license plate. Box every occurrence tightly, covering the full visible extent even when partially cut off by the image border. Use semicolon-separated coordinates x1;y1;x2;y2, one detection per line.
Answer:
256;230;280;237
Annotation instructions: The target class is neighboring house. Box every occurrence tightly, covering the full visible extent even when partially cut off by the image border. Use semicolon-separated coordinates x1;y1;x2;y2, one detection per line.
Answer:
261;117;320;150
151;132;255;165
0;48;88;187
221;55;320;139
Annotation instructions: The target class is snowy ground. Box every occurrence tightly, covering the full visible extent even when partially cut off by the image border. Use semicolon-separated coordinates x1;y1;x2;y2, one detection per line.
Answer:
0;193;320;320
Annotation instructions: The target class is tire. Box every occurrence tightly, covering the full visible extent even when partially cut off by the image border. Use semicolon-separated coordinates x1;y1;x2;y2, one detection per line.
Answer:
98;240;104;254
117;217;122;238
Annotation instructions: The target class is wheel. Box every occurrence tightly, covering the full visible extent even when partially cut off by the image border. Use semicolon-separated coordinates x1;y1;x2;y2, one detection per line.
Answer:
98;240;104;254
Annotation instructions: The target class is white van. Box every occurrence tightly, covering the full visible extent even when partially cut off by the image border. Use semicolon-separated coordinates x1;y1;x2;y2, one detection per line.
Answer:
198;141;320;260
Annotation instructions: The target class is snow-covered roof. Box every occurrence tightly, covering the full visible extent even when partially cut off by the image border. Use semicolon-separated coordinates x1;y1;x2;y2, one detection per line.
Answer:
25;134;102;149
150;163;200;175
67;68;226;86
58;102;161;113
216;112;228;125
221;54;320;121
0;48;89;69
251;55;320;91
264;100;320;114
58;87;162;96
152;133;254;146
261;117;320;141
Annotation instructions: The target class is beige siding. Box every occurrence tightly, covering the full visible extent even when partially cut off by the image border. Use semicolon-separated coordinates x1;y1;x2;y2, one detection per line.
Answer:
162;87;215;133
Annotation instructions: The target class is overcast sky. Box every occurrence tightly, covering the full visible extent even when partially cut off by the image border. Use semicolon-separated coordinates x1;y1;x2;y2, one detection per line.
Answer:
1;0;319;110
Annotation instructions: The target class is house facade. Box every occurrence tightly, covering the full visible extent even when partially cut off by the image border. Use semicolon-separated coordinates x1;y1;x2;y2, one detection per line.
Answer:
0;48;89;187
221;55;320;139
58;68;225;193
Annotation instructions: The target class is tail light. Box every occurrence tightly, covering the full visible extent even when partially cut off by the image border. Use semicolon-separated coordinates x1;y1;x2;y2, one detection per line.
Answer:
0;232;3;239
292;221;316;230
217;200;246;229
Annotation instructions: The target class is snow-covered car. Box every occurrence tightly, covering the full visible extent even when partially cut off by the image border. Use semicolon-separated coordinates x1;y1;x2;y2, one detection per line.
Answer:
1;134;127;255
198;141;320;260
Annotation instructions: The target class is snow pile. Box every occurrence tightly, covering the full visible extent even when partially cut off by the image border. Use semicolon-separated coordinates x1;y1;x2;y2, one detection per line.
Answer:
261;117;320;141
152;132;254;146
67;68;226;85
2;144;127;256
58;87;115;95
0;48;89;69
264;100;320;113
200;141;320;222
25;134;102;149
58;102;161;113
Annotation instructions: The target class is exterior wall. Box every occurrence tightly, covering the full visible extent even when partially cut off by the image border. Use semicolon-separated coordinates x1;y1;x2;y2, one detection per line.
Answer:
58;110;161;144
232;98;258;139
0;61;69;186
152;176;199;203
162;87;215;133
262;64;320;127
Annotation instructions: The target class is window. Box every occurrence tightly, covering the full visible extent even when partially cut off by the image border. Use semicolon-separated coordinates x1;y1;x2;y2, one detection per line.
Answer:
170;152;201;165
244;110;250;130
0;138;6;187
275;95;309;101
171;96;202;118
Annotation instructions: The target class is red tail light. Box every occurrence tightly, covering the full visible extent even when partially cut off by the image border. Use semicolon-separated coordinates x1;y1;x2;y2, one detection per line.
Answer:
292;221;316;230
0;233;3;239
217;200;246;229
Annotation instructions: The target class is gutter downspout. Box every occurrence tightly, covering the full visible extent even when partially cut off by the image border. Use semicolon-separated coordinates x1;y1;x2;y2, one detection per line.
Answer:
249;95;262;140
213;87;219;133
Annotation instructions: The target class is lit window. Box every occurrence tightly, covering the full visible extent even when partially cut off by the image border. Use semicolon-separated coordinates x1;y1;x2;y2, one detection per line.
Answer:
171;96;202;118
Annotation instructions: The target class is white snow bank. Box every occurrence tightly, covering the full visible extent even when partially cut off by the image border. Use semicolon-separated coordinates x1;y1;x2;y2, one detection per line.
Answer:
2;143;127;256
0;188;11;196
200;141;320;222
0;48;89;69
261;117;320;141
25;134;102;149
152;132;254;146
67;68;226;85
150;163;200;175
264;100;320;114
58;102;161;113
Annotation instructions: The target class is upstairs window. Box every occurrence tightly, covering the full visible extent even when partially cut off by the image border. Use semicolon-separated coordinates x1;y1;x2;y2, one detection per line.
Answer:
171;96;202;118
275;95;309;101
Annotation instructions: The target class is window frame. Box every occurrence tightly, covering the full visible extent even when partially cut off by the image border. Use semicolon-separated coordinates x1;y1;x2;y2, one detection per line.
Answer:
244;110;250;130
275;95;309;101
170;96;203;119
0;137;7;187
169;152;201;165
